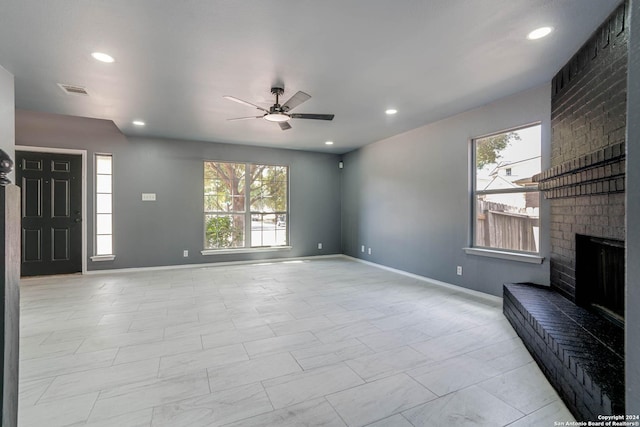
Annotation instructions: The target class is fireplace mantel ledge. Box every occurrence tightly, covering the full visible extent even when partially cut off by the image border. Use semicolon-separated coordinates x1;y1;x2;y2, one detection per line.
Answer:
463;247;544;264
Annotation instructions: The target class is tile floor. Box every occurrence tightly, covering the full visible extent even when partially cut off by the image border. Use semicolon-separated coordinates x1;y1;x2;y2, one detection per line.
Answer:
18;257;575;426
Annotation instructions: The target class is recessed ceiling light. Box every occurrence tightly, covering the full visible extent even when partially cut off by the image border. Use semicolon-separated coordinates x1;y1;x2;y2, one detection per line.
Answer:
325;141;334;145
527;27;553;40
91;52;115;63
132;120;145;126
385;109;398;115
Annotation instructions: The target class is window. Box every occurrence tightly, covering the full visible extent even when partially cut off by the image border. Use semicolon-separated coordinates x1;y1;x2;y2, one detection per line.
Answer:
204;161;288;250
94;154;114;258
250;164;288;247
473;124;541;253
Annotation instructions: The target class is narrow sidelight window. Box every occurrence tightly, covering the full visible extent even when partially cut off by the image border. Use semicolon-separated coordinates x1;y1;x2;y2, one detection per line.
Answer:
95;154;113;256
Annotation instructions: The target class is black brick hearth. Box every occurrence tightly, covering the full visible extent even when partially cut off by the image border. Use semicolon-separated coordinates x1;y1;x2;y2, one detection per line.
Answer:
503;283;624;421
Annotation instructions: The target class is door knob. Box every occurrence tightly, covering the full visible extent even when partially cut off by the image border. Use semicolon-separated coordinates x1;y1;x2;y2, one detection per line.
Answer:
74;218;82;223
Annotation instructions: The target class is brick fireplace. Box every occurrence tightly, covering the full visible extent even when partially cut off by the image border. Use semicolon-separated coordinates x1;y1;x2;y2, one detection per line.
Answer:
575;234;625;325
504;1;627;421
539;2;628;302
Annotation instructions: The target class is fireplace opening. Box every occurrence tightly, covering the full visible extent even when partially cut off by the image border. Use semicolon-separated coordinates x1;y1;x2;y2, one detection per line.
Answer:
575;234;625;327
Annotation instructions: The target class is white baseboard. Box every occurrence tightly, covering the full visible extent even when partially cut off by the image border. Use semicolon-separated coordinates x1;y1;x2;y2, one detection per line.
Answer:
85;254;343;275
85;253;502;304
341;255;502;304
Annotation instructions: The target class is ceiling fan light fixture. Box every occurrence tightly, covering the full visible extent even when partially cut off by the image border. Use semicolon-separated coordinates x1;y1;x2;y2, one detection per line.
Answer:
527;26;553;40
264;113;290;122
91;52;115;63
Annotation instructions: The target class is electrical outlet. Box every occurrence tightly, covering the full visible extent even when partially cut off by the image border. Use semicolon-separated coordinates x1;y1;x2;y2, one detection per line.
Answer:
183;250;189;257
317;243;323;250
368;248;372;255
456;266;463;275
361;245;365;253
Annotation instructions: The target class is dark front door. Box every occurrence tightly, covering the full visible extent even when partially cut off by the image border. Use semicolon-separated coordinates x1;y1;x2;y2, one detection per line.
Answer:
16;151;82;276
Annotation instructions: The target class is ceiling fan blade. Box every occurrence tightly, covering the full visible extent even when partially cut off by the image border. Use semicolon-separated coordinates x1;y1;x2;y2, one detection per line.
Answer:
223;96;269;112
227;116;263;121
279;121;292;131
281;91;311;112
290;113;334;121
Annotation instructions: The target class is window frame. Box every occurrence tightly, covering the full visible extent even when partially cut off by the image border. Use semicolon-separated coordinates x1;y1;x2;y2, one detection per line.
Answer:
202;160;290;253
203;161;248;250
248;163;289;248
91;153;115;261
469;123;543;260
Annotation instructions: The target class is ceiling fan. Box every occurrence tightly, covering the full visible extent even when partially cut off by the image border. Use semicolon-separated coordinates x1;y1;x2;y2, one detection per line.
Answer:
223;87;334;130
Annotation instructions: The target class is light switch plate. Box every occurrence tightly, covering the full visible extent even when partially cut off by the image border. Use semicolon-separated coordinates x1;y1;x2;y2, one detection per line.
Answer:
141;193;156;201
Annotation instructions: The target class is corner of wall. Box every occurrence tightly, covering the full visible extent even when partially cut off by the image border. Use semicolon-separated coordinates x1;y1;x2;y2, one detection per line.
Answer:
626;0;640;415
0;65;15;183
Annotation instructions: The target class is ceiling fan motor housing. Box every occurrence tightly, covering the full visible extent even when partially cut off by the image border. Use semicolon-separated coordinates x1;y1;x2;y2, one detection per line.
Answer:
270;87;285;96
225;86;333;129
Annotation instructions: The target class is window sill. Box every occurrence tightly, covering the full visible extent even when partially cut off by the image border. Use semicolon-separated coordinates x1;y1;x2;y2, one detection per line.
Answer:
91;255;116;262
201;246;292;256
463;247;544;264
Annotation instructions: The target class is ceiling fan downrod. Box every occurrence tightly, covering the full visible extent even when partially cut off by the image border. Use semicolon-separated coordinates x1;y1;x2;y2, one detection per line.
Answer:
271;87;284;110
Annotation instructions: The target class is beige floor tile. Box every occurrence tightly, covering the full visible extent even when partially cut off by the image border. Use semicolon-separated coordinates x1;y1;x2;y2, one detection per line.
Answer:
402;385;523;427
89;371;210;421
158;343;248;378
18;392;98;427
263;363;364;408
478;362;562;414
151;383;272;427
326;373;437;426
17;259;571;427
40;358;160;402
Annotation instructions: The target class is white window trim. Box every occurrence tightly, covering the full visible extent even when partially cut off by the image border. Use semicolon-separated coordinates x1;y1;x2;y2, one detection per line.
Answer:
463;247;544;264
203;161;290;251
90;254;116;262
94;153;114;259
201;246;292;256
470;122;542;257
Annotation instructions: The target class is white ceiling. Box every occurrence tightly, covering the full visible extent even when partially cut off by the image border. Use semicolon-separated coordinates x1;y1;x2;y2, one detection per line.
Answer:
0;0;621;154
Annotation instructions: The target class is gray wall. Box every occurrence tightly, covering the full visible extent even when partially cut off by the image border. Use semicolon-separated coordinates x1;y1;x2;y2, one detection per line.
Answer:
0;65;14;182
626;0;639;414
16;110;342;271
342;85;551;296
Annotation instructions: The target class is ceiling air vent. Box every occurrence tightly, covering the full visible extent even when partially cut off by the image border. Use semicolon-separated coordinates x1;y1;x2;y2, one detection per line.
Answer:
57;83;89;96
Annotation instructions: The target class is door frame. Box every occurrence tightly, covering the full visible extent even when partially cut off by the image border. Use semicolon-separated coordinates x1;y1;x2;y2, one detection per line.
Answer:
15;145;88;274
